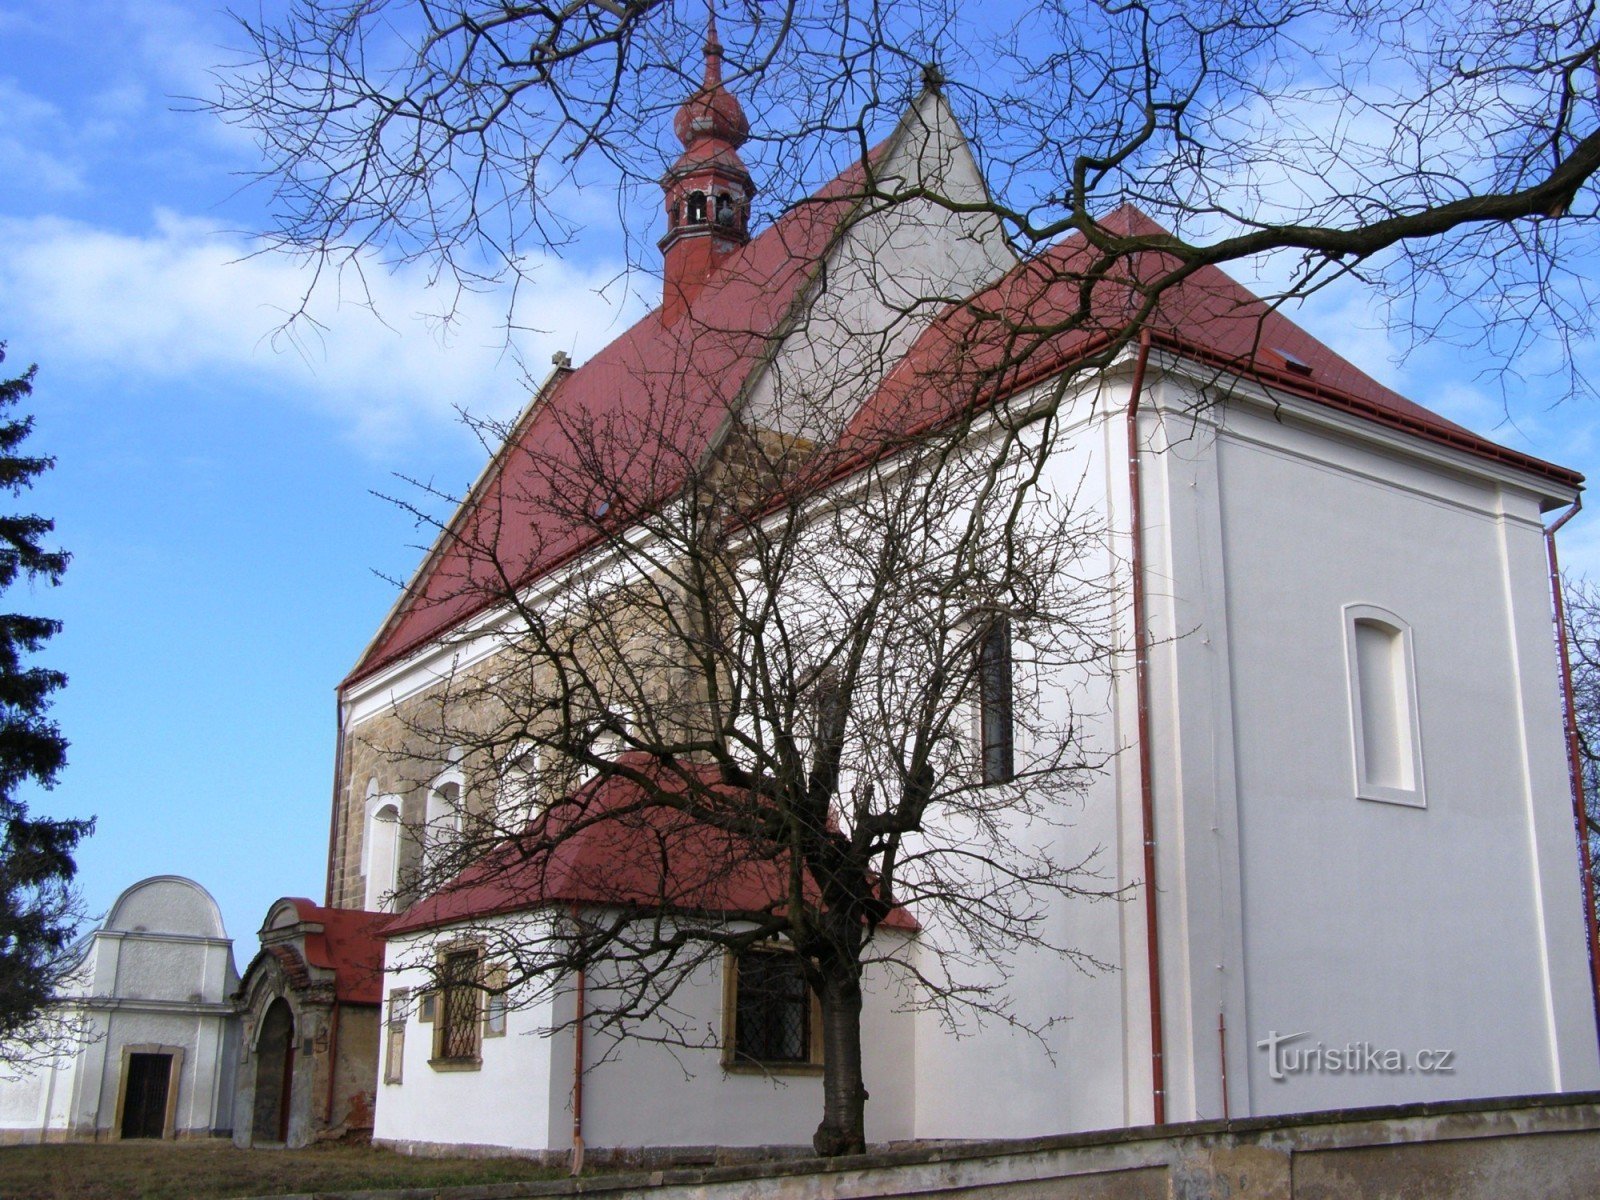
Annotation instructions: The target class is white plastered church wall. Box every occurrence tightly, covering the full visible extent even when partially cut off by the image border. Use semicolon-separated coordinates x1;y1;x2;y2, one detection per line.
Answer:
375;924;558;1153
1134;363;1600;1120
740;88;1016;443
902;372;1143;1141
375;918;915;1154
910;351;1600;1140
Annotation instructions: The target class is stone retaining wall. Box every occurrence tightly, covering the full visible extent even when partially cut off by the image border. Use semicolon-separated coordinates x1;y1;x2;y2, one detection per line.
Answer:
247;1091;1600;1200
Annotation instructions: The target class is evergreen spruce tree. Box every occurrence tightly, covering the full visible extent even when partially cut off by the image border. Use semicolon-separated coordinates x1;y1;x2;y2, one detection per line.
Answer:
0;344;92;1050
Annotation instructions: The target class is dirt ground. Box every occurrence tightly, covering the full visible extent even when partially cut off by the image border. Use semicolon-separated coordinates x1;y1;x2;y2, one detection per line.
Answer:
0;1139;572;1200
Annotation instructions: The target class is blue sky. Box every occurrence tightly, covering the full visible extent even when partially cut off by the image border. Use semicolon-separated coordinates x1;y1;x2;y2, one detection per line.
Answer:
0;1;642;962
3;0;1599;966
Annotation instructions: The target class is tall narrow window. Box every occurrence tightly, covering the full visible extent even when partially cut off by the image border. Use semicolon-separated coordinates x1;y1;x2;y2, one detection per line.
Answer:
591;708;634;761
491;744;540;825
979;616;1014;784
809;670;844;756
1344;605;1425;807
363;800;401;912
483;966;508;1038
419;780;463;885
383;988;408;1084
425;782;461;843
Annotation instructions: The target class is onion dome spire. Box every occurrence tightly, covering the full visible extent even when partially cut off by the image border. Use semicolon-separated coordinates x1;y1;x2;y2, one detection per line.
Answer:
659;4;756;322
672;7;750;149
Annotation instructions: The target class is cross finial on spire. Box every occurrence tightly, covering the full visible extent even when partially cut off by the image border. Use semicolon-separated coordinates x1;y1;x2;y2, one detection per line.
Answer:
703;2;723;86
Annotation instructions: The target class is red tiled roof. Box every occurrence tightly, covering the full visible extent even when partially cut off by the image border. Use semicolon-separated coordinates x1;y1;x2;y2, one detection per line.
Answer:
351;200;1578;690
843;205;1582;489
346;155;882;686
282;899;386;1004
383;754;919;937
340;158;1586;943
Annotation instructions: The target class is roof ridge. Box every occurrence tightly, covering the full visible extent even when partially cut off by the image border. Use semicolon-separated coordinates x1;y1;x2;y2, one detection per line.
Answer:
344;146;893;687
843;207;1579;489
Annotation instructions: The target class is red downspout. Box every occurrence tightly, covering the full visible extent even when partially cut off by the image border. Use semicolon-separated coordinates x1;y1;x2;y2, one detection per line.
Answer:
1126;329;1166;1125
324;1000;342;1128
1545;498;1600;1048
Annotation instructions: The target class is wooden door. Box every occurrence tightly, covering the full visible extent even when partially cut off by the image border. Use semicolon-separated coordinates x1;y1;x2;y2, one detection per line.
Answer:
119;1052;172;1139
251;998;295;1144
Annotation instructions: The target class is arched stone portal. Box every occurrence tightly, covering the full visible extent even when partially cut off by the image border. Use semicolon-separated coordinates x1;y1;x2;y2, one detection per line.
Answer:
231;898;382;1148
251;998;294;1144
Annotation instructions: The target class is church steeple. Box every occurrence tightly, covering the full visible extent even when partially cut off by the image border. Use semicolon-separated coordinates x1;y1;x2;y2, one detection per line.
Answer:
659;7;755;322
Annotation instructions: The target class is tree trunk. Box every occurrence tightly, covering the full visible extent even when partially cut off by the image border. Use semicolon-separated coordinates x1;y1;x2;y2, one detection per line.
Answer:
812;968;868;1157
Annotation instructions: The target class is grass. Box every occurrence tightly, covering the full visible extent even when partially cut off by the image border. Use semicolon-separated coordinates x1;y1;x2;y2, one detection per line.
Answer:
0;1140;575;1200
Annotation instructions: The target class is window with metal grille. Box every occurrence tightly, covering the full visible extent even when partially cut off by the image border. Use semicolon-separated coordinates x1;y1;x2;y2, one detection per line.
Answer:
436;950;482;1062
733;949;810;1064
979;616;1014;783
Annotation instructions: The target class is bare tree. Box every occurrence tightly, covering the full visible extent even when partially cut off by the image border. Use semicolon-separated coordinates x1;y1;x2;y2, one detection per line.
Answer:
219;0;1600;1159
212;0;1600;397
0;944;99;1082
367;291;1128;1154
1560;574;1600;912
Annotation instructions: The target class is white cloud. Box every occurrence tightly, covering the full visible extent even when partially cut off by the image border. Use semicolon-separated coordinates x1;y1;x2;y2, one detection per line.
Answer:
0;78;87;195
0;209;639;450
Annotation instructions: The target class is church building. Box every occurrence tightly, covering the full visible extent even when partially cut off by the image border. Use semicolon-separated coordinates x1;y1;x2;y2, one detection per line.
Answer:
306;29;1600;1161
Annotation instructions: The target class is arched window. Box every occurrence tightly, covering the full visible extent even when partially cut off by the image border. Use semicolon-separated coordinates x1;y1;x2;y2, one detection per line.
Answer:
425;780;462;855
1343;605;1425;807
363;795;402;912
714;192;734;225
591;708;634;762
499;744;540;824
685;191;708;224
426;781;460;830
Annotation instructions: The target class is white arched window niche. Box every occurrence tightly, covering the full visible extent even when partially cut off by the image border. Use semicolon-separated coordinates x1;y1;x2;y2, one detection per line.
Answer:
362;785;403;912
424;770;465;861
499;743;541;825
591;707;634;762
1342;604;1426;808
